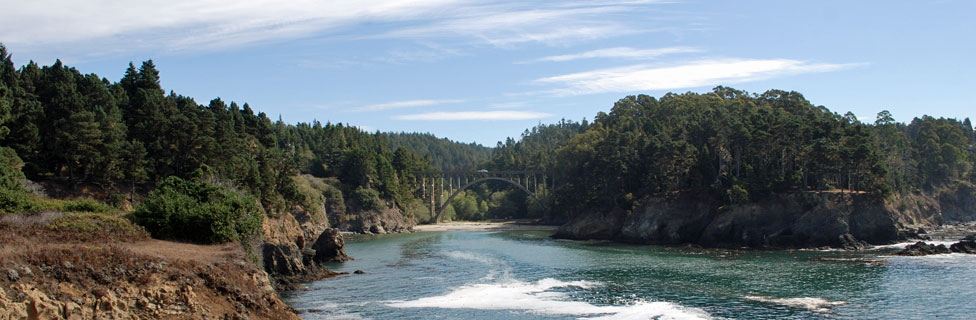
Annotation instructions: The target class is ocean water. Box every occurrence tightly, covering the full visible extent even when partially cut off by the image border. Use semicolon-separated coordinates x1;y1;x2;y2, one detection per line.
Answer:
283;231;976;319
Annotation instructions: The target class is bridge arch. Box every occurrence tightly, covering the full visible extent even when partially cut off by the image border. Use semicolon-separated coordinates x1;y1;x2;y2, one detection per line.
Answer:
433;177;548;223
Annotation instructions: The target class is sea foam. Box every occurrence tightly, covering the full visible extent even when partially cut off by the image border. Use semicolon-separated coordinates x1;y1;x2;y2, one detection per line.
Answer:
744;295;846;313
387;278;710;320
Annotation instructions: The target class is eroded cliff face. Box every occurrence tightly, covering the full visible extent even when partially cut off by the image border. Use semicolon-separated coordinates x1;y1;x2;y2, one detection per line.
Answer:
260;204;349;280
0;229;299;320
338;207;415;234
556;187;976;249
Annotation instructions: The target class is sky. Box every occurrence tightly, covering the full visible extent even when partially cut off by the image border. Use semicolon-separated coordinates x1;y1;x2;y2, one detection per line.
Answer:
1;0;973;146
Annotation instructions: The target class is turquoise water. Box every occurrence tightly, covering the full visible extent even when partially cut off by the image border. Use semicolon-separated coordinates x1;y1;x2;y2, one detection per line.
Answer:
283;231;976;319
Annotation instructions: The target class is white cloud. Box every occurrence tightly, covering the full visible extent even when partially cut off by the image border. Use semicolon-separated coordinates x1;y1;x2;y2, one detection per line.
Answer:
530;46;700;63
379;4;649;47
394;111;551;120
534;59;863;96
351;99;464;112
0;0;462;52
1;0;665;54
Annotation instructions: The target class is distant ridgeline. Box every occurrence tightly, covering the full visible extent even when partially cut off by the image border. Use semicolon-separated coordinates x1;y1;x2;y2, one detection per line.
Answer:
0;44;437;218
384;132;492;171
490;87;975;224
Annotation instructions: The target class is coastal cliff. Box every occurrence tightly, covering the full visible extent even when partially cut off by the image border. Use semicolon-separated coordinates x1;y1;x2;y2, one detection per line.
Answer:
555;187;976;249
0;212;300;319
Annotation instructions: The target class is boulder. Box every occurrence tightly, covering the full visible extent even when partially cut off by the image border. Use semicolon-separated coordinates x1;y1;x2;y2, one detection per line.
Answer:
311;228;350;263
949;240;976;254
897;241;951;256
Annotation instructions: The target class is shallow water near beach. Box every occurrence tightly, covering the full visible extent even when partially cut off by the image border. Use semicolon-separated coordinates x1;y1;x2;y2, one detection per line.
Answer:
283;231;976;319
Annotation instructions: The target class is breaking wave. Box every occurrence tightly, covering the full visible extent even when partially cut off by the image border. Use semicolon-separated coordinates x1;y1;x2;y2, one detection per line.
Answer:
387;278;710;320
744;295;846;313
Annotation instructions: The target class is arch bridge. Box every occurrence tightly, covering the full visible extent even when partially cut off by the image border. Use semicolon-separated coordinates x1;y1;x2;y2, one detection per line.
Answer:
416;170;554;223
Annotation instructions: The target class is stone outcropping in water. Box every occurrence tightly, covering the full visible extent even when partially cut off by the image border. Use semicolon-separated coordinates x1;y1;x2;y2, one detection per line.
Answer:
898;235;976;256
260;204;349;280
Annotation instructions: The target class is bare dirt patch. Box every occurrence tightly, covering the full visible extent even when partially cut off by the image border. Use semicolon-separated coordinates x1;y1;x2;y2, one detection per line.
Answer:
0;212;299;319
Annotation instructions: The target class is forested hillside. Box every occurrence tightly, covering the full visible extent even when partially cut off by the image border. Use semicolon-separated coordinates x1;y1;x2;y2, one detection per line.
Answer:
543;87;975;221
0;45;430;224
384;132;491;171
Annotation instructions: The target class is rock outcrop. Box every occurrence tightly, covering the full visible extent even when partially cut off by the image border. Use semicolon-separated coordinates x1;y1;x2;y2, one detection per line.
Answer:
898;241;951;255
260;203;349;280
556;187;976;249
554;207;627;240
338;207;414;234
0;246;297;319
949;239;976;253
311;228;350;263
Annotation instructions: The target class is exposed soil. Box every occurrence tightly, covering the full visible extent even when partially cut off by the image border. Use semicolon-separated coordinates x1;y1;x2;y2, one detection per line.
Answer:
0;212;300;319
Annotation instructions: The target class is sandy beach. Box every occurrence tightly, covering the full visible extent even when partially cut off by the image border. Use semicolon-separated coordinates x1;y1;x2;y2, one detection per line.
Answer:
413;220;559;232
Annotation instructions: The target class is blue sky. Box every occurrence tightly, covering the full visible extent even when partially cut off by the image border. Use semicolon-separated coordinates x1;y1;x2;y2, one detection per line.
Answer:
2;0;973;145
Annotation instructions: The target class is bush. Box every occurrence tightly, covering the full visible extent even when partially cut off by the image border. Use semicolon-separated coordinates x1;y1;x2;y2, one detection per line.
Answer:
60;198;113;213
352;186;383;211
727;184;749;205
47;212;147;241
131;176;263;244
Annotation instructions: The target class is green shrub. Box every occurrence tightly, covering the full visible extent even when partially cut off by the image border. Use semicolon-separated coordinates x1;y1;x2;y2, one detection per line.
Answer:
352;186;383;211
131;176;263;244
727;184;749;205
47;212;146;240
60;198;113;213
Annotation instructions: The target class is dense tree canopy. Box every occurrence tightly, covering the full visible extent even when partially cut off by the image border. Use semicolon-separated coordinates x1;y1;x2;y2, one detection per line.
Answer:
527;87;975;220
0;44;432;218
1;44;972;225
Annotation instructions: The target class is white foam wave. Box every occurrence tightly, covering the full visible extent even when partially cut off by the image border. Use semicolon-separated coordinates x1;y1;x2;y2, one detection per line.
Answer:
889;252;976;263
871;240;959;251
387;278;710;319
304;302;368;320
443;250;513;281
744;295;846;313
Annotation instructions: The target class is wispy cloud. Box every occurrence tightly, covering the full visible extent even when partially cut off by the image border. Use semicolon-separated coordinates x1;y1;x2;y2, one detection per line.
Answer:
534;59;863;96
486;102;529;109
1;0;462;53
351;99;465;112
1;0;666;55
378;3;650;47
394;110;551;120
529;46;700;63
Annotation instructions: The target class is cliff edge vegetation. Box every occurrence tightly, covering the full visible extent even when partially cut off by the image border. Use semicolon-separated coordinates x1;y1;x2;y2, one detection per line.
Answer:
489;87;975;248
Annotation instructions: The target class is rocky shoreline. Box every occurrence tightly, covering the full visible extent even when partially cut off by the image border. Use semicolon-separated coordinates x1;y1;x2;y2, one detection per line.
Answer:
0;192;415;319
554;188;976;250
896;235;976;256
